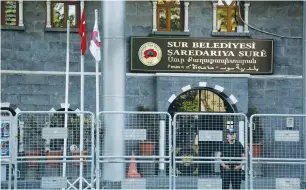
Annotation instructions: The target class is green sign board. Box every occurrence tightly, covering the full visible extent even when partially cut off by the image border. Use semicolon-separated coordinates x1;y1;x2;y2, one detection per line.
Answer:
130;37;274;74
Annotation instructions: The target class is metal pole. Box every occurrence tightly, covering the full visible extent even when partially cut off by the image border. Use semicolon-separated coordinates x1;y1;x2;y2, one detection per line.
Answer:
79;4;85;188
95;8;100;118
96;60;99;116
250;116;254;190
303;1;306;184
79;46;84;190
63;19;70;187
159;120;165;173
102;0;126;181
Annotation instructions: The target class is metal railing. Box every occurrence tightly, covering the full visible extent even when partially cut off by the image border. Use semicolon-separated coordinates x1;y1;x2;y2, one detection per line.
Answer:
96;111;172;189
250;114;306;190
14;111;95;190
173;112;249;189
2;111;306;189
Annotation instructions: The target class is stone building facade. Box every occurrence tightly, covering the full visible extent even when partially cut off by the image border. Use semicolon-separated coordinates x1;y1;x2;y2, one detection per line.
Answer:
1;1;303;115
0;1;304;188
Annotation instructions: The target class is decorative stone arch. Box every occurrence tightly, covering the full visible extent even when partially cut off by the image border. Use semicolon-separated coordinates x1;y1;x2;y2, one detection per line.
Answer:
165;81;239;113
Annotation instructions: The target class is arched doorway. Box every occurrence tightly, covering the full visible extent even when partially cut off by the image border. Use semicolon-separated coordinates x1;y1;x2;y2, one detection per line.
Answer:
168;88;235;176
168;88;235;114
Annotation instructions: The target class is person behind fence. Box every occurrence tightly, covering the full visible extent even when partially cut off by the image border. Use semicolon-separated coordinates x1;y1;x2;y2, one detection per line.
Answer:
217;128;245;189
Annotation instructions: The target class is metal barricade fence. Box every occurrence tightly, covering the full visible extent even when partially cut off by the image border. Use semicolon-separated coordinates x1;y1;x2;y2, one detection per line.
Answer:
173;112;248;189
14;111;95;190
250;114;306;190
96;111;172;190
8;110;306;190
1;110;14;190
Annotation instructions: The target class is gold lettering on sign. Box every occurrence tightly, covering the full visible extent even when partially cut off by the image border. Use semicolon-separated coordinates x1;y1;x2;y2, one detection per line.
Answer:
192;42;256;49
133;37;272;73
168;50;235;57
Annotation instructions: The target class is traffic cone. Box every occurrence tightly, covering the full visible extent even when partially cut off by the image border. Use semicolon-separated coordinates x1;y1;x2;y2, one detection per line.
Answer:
125;151;141;178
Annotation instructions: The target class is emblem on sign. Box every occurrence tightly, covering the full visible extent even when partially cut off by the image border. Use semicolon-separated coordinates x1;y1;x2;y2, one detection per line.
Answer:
138;42;162;66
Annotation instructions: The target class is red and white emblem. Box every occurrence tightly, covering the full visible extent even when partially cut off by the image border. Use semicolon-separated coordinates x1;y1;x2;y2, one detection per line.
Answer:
91;30;100;48
138;42;162;66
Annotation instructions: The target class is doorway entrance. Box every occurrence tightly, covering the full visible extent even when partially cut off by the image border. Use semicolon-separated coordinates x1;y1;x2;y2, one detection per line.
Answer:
168;88;235;176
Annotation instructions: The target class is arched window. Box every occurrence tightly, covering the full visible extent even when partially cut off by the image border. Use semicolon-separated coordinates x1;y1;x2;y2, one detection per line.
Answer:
168;88;233;114
156;0;183;31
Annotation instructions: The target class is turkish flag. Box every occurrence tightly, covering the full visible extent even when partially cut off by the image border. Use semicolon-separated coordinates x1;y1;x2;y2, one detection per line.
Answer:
79;10;86;55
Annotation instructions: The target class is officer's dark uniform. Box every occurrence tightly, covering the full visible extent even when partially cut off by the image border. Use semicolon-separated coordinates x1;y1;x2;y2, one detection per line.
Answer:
218;129;244;189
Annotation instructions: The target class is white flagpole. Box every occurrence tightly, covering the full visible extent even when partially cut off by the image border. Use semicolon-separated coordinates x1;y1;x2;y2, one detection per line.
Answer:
63;19;70;186
95;60;99;113
79;57;84;189
95;11;100;188
92;9;100;188
79;8;85;189
95;9;100;118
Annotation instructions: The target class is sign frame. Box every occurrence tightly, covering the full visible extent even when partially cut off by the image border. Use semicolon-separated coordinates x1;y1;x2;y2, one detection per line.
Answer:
130;36;274;75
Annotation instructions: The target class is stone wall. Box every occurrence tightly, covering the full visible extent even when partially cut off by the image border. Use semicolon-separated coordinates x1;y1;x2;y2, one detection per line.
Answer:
249;77;302;114
1;74;99;111
249;1;302;75
1;74;157;112
247;1;302;114
1;1;101;72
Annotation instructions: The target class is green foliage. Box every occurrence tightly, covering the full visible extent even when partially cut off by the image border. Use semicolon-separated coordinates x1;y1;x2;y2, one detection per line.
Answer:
160;17;166;29
217;8;228;31
217;6;240;32
4;1;17;25
171;18;180;31
53;3;64;28
180;95;199;112
170;7;180;31
169;89;228;115
158;6;181;31
49;113;92;145
172;90;199;112
69;15;75;26
53;3;76;28
22;113;93;152
52;3;76;27
137;105;152;112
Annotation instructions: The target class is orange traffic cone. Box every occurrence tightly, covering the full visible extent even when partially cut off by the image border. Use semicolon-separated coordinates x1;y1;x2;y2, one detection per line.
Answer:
125;151;141;178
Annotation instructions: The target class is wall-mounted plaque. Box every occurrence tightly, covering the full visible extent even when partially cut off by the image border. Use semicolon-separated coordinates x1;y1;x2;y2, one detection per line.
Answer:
131;37;274;74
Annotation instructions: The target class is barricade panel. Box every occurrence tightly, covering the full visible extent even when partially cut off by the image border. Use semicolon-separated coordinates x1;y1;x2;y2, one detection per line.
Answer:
96;111;172;190
1;110;14;190
250;114;306;190
7;110;306;189
15;111;95;190
173;112;248;189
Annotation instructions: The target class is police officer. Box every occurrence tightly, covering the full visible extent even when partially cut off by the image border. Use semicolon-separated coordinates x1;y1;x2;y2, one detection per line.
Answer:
217;128;245;189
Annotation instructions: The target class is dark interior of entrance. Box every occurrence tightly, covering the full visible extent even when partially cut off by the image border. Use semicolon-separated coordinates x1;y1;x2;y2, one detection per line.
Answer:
168;88;234;176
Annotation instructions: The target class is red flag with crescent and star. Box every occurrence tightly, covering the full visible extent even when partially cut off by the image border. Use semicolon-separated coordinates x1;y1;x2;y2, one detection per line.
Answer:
79;10;87;55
